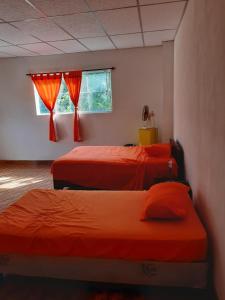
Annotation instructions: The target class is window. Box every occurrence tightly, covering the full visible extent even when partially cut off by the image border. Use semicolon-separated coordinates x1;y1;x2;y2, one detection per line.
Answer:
34;70;112;115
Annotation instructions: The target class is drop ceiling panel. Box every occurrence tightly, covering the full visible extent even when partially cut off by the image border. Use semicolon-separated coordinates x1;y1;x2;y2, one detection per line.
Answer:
86;0;137;10
141;1;186;31
79;36;115;51
111;33;143;48
21;43;63;55
140;0;185;4
12;19;71;42
30;0;89;16
0;40;10;46
0;23;40;44
49;39;87;53
0;45;36;56
144;29;176;46
0;0;186;57
0;51;15;57
54;13;105;38
0;0;43;22
96;7;141;35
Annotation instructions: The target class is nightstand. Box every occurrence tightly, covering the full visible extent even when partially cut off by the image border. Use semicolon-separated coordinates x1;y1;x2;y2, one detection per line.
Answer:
139;127;158;145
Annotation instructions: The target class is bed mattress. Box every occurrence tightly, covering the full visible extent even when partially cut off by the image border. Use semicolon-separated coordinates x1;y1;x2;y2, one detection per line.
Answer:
51;146;177;190
0;189;207;262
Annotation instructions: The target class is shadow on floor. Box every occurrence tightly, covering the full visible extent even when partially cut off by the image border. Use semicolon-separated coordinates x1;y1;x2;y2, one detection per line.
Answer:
0;275;215;300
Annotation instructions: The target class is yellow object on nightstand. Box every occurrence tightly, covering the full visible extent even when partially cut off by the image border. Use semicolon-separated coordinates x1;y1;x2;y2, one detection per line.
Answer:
138;127;158;145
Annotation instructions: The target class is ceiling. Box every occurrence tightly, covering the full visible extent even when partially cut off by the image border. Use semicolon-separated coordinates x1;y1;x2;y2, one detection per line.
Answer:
0;0;187;58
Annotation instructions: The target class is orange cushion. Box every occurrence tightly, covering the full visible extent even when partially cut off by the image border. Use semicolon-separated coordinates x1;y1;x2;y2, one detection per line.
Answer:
145;144;171;157
141;182;190;220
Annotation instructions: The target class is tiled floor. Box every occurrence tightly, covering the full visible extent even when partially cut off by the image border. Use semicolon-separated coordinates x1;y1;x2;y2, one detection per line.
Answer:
0;161;52;211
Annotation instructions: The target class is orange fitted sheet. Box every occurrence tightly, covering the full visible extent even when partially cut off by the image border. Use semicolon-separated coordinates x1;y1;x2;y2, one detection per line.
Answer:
51;146;177;190
0;189;207;262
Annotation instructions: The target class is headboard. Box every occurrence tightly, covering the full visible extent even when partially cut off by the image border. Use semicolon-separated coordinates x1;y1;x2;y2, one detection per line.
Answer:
170;139;185;180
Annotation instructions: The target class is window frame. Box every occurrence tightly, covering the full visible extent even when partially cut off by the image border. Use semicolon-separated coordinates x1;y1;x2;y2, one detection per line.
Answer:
34;69;113;116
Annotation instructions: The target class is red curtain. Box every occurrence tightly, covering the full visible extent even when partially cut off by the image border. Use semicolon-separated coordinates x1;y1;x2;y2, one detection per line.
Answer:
63;71;82;142
32;73;62;142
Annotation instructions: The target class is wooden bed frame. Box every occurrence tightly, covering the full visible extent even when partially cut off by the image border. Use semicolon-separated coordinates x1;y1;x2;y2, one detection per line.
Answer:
0;254;207;289
53;140;185;190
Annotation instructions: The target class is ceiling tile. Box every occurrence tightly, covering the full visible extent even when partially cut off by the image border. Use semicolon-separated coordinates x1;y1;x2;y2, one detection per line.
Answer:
12;19;71;42
86;0;137;10
54;13;105;38
0;45;36;56
0;23;40;44
49;39;87;53
0;0;43;22
144;29;176;46
141;1;186;31
21;43;63;55
140;0;185;4
79;36;115;51
30;0;89;16
0;39;10;46
111;33;143;48
0;51;15;57
96;7;141;35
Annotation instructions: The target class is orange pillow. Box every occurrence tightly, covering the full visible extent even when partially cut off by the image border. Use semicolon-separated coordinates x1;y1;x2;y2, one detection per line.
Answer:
141;182;190;220
145;144;171;157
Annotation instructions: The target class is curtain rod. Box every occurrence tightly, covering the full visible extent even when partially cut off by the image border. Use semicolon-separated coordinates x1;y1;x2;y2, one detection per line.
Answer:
26;67;115;76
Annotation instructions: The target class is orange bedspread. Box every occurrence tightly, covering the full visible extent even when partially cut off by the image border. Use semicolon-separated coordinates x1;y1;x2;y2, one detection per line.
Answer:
0;189;207;262
51;146;177;190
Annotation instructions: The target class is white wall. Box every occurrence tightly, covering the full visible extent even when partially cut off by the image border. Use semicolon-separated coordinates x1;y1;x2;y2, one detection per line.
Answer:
0;46;172;160
174;1;225;299
161;41;174;142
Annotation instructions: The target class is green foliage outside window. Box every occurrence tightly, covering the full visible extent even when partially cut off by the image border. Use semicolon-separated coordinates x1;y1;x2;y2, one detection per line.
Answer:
37;70;112;115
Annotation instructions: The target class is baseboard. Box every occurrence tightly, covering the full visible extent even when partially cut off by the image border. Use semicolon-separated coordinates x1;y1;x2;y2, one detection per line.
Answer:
0;160;53;166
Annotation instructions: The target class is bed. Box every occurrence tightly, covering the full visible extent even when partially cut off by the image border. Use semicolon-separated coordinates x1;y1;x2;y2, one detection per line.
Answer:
0;188;207;288
51;140;184;190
